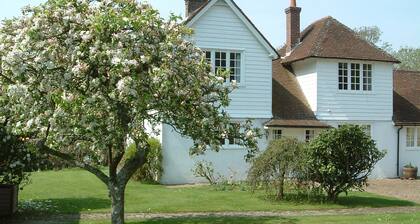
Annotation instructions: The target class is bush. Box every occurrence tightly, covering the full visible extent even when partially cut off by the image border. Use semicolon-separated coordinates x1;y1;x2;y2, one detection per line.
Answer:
0;127;39;187
247;138;305;200
305;125;386;202
193;160;218;185
124;138;163;183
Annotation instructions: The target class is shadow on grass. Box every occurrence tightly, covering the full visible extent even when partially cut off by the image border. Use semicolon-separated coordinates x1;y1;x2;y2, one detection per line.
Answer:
20;197;110;214
337;195;417;208
125;217;299;224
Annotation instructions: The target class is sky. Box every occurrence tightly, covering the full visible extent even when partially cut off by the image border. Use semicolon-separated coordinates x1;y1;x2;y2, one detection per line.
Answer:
1;0;419;49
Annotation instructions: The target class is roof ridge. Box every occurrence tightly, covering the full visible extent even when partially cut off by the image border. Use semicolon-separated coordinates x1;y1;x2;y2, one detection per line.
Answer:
328;17;399;63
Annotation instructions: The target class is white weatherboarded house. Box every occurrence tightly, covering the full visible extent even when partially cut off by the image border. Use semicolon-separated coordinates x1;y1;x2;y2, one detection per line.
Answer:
161;0;278;184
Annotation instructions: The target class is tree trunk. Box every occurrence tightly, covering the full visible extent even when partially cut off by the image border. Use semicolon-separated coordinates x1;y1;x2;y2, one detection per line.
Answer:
277;170;286;200
109;182;126;224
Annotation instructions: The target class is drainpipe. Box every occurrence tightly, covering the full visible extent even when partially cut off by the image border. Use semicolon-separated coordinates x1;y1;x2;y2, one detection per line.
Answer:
397;126;403;177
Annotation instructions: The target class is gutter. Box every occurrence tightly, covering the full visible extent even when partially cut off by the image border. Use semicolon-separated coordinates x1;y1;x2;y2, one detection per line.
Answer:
397;126;403;177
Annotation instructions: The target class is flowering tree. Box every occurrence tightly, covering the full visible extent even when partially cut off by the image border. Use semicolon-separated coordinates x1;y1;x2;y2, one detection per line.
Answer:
0;0;259;223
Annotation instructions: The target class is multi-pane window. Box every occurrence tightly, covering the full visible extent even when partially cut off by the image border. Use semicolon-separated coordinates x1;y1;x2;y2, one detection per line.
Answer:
338;62;372;91
220;123;241;146
204;50;242;84
351;63;361;90
305;130;315;142
407;128;415;147
417;128;420;147
215;51;227;76
338;63;348;90
272;130;282;140
363;64;372;91
230;53;241;83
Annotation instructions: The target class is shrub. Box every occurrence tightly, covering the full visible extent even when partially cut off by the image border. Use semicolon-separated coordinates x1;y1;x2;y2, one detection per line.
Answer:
193;160;218;185
124;138;163;183
0;127;39;187
306;125;386;202
247;138;305;200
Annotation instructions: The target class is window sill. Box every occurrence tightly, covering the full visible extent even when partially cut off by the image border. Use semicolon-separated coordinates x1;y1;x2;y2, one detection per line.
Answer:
406;147;420;151
336;90;375;95
221;145;246;150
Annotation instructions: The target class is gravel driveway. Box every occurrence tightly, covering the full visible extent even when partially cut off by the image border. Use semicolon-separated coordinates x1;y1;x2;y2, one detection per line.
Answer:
366;179;420;203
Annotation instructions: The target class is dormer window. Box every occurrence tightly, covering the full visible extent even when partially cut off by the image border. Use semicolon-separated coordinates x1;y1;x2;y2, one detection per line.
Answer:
338;62;372;91
205;50;243;84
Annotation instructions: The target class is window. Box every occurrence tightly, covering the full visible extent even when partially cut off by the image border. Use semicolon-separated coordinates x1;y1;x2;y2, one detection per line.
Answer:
338;63;348;90
221;123;241;146
204;49;243;84
363;64;372;91
351;63;360;90
360;125;371;137
272;129;282;140
305;130;315;142
215;51;227;76
407;128;415;147
338;62;372;91
417;127;420;147
230;53;241;83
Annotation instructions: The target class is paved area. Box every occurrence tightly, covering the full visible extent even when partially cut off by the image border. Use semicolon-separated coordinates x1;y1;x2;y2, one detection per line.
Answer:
4;206;420;224
366;179;420;203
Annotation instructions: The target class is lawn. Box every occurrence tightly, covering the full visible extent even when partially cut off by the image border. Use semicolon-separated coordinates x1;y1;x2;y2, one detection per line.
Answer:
19;169;416;215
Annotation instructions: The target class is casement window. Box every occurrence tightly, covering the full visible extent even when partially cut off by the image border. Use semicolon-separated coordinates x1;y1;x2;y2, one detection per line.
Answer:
338;63;348;90
305;130;315;142
338;62;372;91
221;123;241;146
406;127;420;148
205;50;243;84
362;64;372;91
272;129;282;140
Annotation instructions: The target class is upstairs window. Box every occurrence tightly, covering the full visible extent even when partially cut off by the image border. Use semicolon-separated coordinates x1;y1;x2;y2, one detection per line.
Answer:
338;63;348;90
338;62;372;91
204;50;243;84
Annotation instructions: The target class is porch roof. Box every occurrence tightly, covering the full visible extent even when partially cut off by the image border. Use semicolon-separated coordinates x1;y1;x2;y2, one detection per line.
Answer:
265;119;330;129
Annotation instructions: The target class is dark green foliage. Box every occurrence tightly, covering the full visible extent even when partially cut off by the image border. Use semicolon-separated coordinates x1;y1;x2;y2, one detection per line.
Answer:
305;125;386;202
247;138;305;200
0;127;39;187
124;138;163;183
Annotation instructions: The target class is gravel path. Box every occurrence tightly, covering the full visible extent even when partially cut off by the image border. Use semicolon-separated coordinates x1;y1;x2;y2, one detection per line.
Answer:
366;179;420;203
4;206;420;224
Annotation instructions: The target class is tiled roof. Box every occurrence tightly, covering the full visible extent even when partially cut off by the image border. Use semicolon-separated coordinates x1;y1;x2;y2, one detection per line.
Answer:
268;59;329;128
281;16;400;64
393;70;420;126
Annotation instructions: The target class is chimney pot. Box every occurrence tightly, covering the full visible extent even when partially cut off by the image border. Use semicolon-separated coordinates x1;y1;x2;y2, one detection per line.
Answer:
185;0;208;17
290;0;296;7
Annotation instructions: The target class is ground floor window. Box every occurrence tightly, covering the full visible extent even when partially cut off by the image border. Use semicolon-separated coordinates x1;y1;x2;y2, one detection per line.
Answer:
406;127;420;148
305;130;315;142
272;129;282;140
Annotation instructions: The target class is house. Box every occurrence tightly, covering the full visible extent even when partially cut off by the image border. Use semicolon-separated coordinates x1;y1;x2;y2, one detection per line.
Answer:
160;0;420;184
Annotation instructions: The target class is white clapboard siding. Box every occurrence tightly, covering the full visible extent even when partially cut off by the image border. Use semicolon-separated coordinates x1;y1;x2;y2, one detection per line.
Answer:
292;59;318;112
316;59;394;121
190;0;273;119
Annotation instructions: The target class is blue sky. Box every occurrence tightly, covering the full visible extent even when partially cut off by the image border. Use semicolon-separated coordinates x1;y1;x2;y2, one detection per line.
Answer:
1;0;419;49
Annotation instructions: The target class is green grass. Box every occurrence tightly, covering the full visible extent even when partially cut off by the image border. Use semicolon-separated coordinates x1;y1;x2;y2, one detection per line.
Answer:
19;169;416;215
70;212;420;224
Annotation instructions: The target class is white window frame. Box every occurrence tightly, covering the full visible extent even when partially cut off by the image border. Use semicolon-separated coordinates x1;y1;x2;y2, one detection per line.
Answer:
220;122;244;150
338;62;373;92
204;49;244;86
272;129;282;140
305;130;315;142
406;127;420;149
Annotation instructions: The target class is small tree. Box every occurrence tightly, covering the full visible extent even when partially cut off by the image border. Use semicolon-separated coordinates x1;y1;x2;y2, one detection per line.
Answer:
0;1;260;223
306;125;385;202
248;138;304;200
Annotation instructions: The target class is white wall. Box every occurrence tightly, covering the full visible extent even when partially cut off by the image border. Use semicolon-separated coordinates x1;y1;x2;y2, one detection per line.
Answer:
190;0;273;119
399;127;420;175
293;59;318;112
316;59;394;121
161;119;269;185
325;121;398;178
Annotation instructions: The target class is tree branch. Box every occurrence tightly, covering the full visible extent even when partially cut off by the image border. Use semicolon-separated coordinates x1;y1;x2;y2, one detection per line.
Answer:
117;145;148;185
37;141;109;184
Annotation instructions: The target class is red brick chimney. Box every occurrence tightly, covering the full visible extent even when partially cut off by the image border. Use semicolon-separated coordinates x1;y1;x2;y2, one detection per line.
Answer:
185;0;208;17
285;0;301;53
